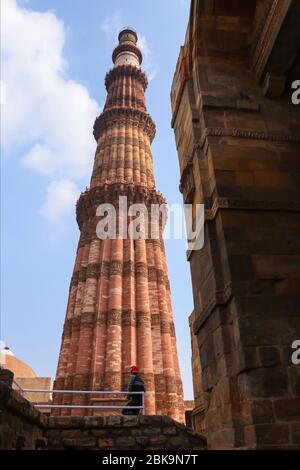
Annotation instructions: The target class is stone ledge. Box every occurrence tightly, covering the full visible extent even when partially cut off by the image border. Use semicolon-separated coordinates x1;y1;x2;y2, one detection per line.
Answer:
44;415;207;450
0;380;207;450
0;381;48;428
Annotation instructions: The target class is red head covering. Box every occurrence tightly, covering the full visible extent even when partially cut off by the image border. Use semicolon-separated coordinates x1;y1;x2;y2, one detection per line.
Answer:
131;365;138;374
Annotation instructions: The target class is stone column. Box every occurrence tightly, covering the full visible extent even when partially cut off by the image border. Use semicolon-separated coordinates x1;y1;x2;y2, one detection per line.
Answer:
53;28;184;420
135;238;155;414
104;237;123;392
122;237;136;389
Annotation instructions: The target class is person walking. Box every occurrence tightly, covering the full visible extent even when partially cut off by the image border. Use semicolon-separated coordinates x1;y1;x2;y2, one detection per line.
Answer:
122;365;145;415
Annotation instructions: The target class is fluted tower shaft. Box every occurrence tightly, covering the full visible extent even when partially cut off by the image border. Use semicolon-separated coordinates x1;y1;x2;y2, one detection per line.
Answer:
53;28;184;422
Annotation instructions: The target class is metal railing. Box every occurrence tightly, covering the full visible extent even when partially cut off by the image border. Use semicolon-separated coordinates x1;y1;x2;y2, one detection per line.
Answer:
12;380;145;414
13;378;25;393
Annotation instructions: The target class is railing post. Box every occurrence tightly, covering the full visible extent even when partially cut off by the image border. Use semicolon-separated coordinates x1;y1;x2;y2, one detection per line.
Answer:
12;378;25;396
142;391;145;415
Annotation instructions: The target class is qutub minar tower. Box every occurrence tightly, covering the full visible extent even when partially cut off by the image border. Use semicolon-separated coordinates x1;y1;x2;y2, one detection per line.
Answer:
53;28;184;422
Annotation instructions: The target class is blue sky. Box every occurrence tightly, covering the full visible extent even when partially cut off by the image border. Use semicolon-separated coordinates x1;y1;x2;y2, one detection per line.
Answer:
1;0;194;398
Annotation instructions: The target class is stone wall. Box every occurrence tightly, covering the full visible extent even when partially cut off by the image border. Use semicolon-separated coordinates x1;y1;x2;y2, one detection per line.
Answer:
171;0;300;449
45;415;206;450
189;312;206;433
14;377;52;405
0;380;207;450
0;379;47;449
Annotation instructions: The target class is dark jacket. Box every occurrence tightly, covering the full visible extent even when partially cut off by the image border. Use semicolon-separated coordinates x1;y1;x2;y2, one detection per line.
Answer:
127;373;145;406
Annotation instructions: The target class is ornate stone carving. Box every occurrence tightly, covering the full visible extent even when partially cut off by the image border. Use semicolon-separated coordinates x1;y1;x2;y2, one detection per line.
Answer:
93;108;156;142
122;309;136;327
148;266;157;281
70;316;81;332
205;197;300;222
136;311;151;326
81;311;96;326
151;314;160;326
100;261;110;278
123;260;135;276
76;183;166;229
78;266;87;283
135;261;148;277
86;262;101;279
110;260;123;276
160;320;171;334
106;309;122;326
200;127;300;145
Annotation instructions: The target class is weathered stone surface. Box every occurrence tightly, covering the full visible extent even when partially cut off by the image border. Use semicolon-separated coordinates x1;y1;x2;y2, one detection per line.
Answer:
239;367;289;398
291;423;300;445
255;424;290;447
250;400;274;425
0;382;207;450
135;436;150;447
61;438;77;449
0;382;46;450
258;347;281;367
103;416;122;427
115;436;136;448
290;367;300;396
35;437;47;449
142;427;159;436
123;416;139;427
0;369;14;387
98;438;114;449
162;426;177;435
149;435;167;446
83;416;105;428
48;417;84;429
91;429;107;437
274;398;300;422
171;0;300;450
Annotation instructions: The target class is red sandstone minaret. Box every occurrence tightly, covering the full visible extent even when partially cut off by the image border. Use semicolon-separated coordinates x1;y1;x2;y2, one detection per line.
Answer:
53;28;184;422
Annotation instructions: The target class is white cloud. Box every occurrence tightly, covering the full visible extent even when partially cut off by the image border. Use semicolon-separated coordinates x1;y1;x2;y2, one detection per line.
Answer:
41;179;80;223
137;34;157;81
100;10;122;47
1;0;100;226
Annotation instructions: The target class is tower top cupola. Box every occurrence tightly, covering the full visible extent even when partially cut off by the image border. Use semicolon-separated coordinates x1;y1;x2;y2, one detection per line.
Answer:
112;27;142;68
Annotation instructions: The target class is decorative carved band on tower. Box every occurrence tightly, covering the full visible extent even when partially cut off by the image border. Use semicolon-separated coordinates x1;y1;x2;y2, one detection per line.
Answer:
53;28;184;422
